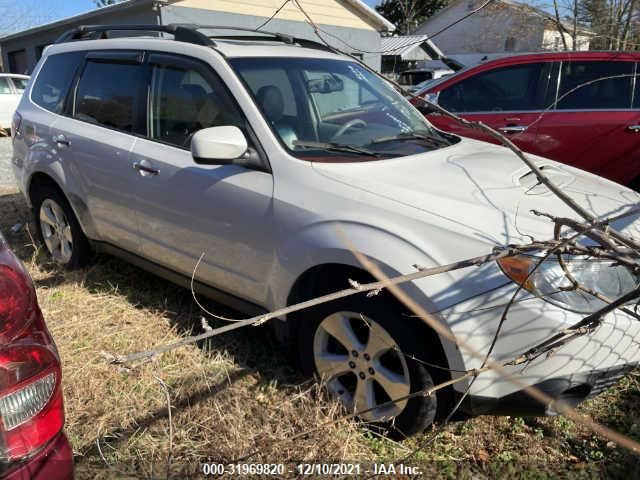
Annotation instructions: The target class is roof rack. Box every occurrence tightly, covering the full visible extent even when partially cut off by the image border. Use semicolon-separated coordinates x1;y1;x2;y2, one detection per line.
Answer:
54;23;334;53
54;24;215;46
195;25;295;44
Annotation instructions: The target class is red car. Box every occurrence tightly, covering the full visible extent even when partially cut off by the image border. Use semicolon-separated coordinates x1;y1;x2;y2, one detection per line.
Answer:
0;232;73;479
413;51;640;187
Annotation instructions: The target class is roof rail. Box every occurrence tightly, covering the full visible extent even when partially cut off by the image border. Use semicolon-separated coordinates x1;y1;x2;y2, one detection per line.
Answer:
53;23;334;53
54;24;215;47
200;26;334;52
195;25;296;44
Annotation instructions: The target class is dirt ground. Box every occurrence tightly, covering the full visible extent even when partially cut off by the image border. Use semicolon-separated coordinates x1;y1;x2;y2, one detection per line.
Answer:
1;189;638;479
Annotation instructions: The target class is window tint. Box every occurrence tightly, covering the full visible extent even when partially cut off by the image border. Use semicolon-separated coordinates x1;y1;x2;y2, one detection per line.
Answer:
74;60;145;132
0;78;11;94
11;77;28;92
149;62;244;148
439;63;550;112
32;52;84;113
558;61;633;110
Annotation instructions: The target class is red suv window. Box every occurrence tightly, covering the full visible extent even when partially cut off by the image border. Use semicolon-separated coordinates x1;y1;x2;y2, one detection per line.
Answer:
438;62;554;113
557;61;634;110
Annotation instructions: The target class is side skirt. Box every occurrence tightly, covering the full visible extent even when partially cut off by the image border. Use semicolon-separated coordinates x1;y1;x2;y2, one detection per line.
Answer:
90;240;267;318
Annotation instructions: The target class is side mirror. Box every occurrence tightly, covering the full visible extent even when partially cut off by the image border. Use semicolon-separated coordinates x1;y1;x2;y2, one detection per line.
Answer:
191;126;248;164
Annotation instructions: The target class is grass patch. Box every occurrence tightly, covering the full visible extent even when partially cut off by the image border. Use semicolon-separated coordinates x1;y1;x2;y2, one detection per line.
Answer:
1;190;638;479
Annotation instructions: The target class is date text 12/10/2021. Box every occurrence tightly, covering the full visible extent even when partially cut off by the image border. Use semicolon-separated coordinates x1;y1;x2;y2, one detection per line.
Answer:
200;463;425;476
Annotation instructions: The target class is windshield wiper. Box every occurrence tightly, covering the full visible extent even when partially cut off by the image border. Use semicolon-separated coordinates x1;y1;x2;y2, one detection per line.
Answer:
370;131;450;147
293;140;381;157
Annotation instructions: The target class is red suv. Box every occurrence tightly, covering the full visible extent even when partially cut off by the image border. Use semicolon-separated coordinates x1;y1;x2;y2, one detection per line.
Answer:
0;232;73;479
414;52;640;187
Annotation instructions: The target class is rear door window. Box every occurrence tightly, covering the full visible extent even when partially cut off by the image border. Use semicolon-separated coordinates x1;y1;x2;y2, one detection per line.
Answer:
557;61;633;110
438;62;553;112
74;56;146;133
31;52;84;113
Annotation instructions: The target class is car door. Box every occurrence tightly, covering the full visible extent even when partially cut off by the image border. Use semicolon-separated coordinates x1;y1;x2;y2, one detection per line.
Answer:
129;52;275;305
425;61;557;153
49;50;147;254
533;59;640;186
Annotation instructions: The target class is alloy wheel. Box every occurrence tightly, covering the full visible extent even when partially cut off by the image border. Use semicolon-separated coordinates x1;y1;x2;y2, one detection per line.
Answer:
39;199;73;264
313;311;411;422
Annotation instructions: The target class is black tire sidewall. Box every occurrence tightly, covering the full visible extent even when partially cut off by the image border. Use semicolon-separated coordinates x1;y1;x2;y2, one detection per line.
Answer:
32;186;90;270
297;292;440;437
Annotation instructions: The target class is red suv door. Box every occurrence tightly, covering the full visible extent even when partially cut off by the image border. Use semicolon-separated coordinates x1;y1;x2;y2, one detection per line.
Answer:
423;59;557;153
533;59;640;186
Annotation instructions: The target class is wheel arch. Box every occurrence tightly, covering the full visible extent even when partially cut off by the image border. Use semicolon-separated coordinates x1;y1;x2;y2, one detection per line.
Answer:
268;221;467;374
285;262;453;368
27;171;97;239
284;261;461;420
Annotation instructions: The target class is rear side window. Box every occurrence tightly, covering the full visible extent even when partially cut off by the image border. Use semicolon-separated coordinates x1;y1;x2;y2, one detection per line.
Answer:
31;52;84;113
557;61;633;110
438;63;552;112
11;77;28;92
0;78;12;94
74;60;145;133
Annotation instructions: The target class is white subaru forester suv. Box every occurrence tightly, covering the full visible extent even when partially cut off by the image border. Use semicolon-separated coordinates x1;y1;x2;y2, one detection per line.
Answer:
11;24;640;436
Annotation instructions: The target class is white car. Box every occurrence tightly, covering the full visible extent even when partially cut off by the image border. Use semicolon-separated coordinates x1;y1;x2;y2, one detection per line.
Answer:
12;24;640;437
0;73;28;130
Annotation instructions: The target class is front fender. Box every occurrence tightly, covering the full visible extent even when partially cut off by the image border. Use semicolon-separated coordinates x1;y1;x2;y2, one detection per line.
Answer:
267;220;468;373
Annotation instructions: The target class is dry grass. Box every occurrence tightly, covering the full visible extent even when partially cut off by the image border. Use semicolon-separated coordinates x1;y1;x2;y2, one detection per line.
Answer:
1;189;638;479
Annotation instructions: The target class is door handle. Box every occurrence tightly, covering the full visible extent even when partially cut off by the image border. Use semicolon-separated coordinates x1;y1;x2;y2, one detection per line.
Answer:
498;125;527;134
133;161;160;176
53;134;70;146
627;125;640;133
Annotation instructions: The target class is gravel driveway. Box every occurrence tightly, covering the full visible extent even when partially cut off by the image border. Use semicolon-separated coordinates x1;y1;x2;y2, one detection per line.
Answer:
0;137;15;190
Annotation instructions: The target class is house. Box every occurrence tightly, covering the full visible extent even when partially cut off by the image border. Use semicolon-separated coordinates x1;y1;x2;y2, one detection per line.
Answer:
412;0;592;55
380;35;437;74
380;35;466;75
0;0;394;74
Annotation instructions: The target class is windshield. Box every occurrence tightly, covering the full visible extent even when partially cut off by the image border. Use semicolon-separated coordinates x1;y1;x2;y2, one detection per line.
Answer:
230;58;455;161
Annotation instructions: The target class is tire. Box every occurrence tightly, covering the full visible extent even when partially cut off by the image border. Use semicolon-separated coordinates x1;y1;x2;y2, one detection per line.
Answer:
32;185;91;270
297;291;445;438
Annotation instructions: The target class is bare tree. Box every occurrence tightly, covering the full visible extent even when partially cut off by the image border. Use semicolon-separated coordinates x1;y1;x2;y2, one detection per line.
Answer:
376;0;449;34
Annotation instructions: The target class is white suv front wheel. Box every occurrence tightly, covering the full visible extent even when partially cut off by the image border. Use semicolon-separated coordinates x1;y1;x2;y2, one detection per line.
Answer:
298;293;442;437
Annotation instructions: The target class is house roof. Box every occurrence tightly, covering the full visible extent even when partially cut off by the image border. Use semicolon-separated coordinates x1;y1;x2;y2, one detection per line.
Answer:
342;0;396;32
0;0;395;43
412;0;593;36
380;35;433;59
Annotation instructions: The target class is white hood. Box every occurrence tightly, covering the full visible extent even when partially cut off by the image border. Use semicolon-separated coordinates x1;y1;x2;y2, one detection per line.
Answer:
312;139;640;249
